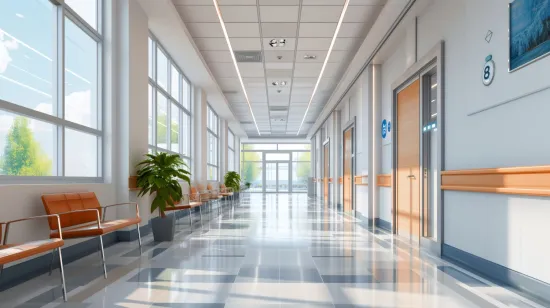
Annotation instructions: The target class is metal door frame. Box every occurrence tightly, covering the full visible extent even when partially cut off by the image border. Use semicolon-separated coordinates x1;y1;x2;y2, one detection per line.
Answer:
391;41;445;255
262;151;292;193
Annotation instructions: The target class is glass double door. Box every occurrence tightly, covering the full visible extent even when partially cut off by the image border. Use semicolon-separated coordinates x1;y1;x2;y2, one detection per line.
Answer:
263;152;291;193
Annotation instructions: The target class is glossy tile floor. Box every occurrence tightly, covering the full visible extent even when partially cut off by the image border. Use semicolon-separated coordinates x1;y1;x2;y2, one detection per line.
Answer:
1;193;548;307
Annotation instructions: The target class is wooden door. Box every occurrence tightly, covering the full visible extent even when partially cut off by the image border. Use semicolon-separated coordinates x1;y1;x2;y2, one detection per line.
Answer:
396;79;421;238
343;128;353;212
324;144;330;204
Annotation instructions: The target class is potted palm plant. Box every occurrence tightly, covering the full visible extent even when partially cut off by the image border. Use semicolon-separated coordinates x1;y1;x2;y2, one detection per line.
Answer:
136;153;190;241
224;171;241;199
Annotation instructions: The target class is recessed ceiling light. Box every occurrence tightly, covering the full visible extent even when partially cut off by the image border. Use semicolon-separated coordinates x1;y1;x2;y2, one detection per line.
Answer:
212;0;260;135
303;54;317;60
269;39;286;48
297;0;350;135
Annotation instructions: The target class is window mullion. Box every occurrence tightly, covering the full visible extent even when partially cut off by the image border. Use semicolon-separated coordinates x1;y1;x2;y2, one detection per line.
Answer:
57;3;65;176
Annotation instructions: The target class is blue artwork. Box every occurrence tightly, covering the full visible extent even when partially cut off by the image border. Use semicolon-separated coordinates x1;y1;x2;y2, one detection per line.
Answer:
509;0;550;71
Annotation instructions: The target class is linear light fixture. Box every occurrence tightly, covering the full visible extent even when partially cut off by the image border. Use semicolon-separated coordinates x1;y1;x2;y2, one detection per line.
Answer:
212;0;261;135
297;0;350;136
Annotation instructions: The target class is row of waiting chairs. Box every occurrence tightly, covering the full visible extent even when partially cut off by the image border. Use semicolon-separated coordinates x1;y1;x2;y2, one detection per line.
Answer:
0;183;235;301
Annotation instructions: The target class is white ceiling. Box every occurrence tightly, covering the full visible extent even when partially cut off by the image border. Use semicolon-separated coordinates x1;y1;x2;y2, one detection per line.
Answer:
173;0;387;137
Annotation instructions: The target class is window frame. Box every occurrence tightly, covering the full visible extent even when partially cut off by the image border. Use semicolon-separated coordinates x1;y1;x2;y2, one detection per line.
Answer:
0;0;104;184
207;105;219;181
148;33;192;165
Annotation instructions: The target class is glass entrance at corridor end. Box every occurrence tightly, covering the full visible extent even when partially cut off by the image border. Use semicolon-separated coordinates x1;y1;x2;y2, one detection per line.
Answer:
241;144;311;193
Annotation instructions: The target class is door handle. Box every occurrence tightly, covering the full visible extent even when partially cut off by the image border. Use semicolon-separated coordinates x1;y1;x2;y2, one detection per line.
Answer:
407;175;416;179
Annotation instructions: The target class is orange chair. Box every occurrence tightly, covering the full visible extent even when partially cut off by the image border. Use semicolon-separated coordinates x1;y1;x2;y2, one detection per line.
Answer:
0;214;67;301
220;183;235;207
207;183;225;214
41;192;141;278
163;187;203;227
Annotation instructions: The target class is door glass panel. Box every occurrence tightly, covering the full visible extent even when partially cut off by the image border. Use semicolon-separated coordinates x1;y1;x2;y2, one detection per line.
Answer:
422;72;438;239
266;153;290;161
266;162;277;192
278;163;289;192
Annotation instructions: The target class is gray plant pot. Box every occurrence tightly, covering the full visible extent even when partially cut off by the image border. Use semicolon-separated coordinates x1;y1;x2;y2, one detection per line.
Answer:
152;213;176;242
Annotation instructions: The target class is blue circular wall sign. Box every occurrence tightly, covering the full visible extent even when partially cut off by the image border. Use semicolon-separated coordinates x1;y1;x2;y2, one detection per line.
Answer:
381;119;387;139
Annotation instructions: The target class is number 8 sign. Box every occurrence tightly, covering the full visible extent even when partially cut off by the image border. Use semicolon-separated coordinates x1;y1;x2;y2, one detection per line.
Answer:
483;59;495;86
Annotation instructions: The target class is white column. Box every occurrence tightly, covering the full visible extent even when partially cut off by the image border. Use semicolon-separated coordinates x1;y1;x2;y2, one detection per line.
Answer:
219;119;228;182
193;86;207;185
332;111;341;208
368;64;382;225
115;0;151;223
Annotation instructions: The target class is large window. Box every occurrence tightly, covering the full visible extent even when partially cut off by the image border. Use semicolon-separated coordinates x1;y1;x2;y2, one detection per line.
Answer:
0;0;102;181
148;35;191;166
207;105;218;181
228;129;235;172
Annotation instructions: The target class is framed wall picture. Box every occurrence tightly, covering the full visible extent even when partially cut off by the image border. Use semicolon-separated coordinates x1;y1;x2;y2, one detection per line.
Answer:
509;0;550;72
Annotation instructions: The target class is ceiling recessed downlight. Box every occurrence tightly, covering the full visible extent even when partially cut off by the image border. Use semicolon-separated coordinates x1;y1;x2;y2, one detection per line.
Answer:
297;0;350;136
212;0;260;135
303;54;317;60
269;39;286;48
271;81;287;86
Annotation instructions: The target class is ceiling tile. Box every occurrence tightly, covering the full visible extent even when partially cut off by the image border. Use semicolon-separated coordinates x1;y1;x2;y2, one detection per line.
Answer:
226;23;261;37
263;50;295;62
261;23;298;37
302;0;345;4
265;69;293;78
220;6;259;22
176;5;218;22
217;77;241;90
297;38;331;50
300;6;342;22
243;78;266;88
174;0;256;4
238;63;265;77
265;62;293;70
260;6;300;23
260;0;300;4
299;23;337;37
292;78;317;87
231;38;262;50
186;22;224;37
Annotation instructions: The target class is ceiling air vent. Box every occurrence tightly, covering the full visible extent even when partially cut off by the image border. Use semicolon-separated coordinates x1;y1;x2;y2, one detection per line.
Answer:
269;106;288;112
234;51;263;63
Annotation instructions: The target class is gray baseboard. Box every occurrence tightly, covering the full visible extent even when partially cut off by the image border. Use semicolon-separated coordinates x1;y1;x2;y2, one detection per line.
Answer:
442;244;550;304
375;218;391;232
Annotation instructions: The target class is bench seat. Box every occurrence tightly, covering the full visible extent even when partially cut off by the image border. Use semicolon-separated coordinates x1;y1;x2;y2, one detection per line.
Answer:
50;218;141;239
0;239;64;265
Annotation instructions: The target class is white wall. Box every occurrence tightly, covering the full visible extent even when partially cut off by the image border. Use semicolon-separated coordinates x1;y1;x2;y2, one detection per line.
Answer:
372;0;550;284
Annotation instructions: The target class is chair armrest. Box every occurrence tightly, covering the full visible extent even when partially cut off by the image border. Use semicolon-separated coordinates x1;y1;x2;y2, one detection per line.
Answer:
3;214;62;245
102;202;140;221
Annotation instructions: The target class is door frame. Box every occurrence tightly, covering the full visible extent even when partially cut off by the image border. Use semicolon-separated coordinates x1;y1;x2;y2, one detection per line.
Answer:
262;151;292;193
342;119;356;216
391;41;445;255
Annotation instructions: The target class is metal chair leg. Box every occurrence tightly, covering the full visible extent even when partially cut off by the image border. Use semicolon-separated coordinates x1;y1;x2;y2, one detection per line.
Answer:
188;208;193;227
0;265;4;279
136;224;142;254
99;236;107;279
58;248;67;301
199;205;203;225
48;249;56;275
